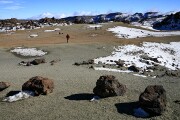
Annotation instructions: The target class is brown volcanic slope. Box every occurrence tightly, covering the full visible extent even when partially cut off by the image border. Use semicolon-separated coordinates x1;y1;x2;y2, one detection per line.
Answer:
0;22;180;48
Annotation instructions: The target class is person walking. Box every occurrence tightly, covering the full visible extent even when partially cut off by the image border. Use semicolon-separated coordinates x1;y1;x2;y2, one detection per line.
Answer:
66;34;70;43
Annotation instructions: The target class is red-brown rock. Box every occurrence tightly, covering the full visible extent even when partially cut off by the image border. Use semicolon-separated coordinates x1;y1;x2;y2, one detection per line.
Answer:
22;76;54;96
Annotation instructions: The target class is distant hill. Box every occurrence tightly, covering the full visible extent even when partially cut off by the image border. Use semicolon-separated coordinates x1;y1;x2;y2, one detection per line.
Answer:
153;12;180;30
0;11;180;31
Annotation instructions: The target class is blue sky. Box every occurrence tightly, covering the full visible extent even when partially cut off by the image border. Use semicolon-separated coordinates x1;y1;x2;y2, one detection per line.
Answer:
0;0;179;19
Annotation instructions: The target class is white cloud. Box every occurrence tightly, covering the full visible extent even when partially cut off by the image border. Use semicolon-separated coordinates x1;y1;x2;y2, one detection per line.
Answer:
73;11;99;16
0;0;13;4
4;5;23;10
1;0;24;10
29;12;69;19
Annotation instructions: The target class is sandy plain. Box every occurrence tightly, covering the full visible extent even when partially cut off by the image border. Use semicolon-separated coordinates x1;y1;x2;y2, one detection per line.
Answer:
0;22;180;120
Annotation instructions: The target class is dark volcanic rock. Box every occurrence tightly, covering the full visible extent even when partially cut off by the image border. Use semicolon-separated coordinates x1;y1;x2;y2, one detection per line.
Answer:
139;85;167;116
22;76;54;96
128;65;140;72
93;75;126;98
153;12;180;30
74;59;94;66
114;60;125;67
19;58;46;66
0;82;10;91
30;58;46;65
165;70;180;77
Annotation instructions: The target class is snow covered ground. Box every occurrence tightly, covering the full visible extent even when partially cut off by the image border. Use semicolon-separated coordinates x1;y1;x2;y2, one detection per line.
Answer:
94;42;180;75
131;22;159;31
11;47;47;57
108;26;180;39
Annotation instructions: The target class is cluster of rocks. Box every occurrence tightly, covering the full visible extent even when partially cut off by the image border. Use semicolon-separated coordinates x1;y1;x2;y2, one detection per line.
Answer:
0;17;71;33
1;74;168;118
0;18;40;32
19;58;46;66
74;59;94;66
93;75;167;118
19;58;61;66
93;55;180;78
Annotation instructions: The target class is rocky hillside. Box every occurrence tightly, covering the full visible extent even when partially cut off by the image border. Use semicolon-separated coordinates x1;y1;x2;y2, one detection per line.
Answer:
153;12;180;30
0;11;179;32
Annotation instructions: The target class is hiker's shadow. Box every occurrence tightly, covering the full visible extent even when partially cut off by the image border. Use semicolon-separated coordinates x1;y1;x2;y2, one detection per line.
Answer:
64;93;94;101
115;101;139;116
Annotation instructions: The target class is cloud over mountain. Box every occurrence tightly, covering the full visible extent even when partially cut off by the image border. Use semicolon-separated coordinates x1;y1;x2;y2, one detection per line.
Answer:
29;12;68;20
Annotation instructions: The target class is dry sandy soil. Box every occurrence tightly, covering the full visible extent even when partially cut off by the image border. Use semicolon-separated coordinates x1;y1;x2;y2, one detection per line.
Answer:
0;22;180;47
0;22;180;120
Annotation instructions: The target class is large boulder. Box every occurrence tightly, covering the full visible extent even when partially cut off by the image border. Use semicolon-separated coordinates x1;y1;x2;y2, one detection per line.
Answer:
93;75;126;98
22;76;54;96
0;82;10;91
139;85;167;116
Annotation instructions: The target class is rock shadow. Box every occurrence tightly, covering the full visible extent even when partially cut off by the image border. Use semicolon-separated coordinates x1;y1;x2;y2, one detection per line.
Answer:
5;91;21;97
115;101;139;116
64;93;94;101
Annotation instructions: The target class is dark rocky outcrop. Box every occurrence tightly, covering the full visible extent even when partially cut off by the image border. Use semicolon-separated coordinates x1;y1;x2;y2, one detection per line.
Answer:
93;75;126;98
74;59;94;66
19;58;46;66
139;85;167;116
30;58;46;65
114;60;125;67
22;76;54;96
153;12;180;30
128;65;140;72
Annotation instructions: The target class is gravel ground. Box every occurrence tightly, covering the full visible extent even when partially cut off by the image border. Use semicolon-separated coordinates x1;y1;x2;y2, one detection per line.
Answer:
0;43;180;120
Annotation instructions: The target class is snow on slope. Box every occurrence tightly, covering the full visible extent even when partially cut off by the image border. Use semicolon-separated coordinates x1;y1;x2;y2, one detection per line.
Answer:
94;42;180;72
108;26;180;39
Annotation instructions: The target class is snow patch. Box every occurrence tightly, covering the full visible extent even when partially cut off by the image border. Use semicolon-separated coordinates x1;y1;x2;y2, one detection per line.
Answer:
29;34;38;38
2;91;35;102
11;47;47;57
94;67;132;73
108;26;180;39
94;42;180;74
